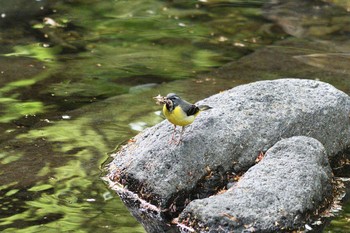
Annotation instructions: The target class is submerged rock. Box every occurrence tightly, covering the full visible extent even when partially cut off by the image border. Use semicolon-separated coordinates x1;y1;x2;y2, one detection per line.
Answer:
106;78;350;232
263;0;350;39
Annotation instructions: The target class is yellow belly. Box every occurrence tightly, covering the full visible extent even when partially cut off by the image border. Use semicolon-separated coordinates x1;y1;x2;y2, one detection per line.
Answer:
163;105;198;126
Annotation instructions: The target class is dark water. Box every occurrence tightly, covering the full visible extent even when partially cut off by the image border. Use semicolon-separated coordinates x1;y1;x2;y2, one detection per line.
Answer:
0;0;349;232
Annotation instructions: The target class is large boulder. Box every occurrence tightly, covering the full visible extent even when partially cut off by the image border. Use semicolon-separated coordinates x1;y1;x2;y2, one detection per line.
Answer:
179;136;333;232
106;78;350;232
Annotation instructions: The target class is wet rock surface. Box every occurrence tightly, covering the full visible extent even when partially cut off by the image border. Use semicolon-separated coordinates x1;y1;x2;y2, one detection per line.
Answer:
107;78;350;232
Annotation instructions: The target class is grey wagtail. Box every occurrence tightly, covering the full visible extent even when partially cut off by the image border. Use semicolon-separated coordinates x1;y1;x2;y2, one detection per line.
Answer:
154;93;212;144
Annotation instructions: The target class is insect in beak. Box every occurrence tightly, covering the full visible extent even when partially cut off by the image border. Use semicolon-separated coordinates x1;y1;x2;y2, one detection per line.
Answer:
153;94;172;106
153;94;166;105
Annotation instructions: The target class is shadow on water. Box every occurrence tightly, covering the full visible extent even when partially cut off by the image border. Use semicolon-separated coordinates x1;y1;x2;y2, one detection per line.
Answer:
0;0;349;232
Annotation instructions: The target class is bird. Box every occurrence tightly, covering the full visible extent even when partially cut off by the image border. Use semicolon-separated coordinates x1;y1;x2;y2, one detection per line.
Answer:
154;93;212;144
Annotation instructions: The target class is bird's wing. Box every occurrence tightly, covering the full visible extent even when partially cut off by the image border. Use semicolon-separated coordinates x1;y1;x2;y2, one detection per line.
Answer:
182;103;200;116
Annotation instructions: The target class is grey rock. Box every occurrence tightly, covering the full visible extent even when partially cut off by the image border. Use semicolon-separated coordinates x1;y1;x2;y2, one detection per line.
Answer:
107;78;350;232
179;136;333;232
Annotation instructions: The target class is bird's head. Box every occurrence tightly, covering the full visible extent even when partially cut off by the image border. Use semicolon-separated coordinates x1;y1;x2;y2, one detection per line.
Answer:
166;93;183;109
153;93;182;111
166;93;180;102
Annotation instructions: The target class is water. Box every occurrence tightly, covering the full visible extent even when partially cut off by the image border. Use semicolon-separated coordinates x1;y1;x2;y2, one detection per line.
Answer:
0;0;349;232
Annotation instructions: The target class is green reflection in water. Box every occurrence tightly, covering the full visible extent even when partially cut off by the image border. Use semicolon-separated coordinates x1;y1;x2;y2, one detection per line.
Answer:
324;201;350;233
0;45;60;123
0;99;44;123
43;0;270;99
4;44;61;62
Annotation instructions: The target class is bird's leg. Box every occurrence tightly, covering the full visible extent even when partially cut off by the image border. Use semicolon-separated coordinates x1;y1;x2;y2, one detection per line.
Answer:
169;125;177;144
176;126;186;145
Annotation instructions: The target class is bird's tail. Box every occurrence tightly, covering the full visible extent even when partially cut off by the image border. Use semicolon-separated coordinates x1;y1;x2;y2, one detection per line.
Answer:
198;105;212;111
